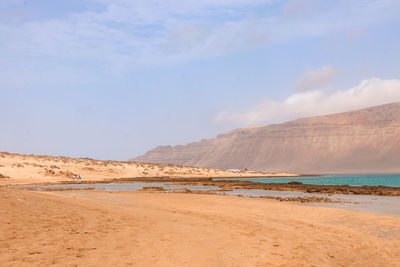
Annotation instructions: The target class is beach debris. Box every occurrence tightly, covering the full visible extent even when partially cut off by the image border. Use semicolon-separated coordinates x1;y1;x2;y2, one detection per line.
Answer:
140;187;165;191
288;181;302;185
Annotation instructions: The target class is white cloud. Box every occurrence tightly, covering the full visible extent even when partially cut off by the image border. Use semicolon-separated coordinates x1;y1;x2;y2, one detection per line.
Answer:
215;78;400;125
1;0;399;74
296;65;339;91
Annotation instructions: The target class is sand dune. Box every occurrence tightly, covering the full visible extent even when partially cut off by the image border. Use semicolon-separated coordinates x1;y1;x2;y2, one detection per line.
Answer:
0;152;297;185
1;188;399;266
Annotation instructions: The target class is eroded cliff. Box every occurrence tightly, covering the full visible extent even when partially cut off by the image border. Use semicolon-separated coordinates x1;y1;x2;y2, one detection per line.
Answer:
133;103;400;174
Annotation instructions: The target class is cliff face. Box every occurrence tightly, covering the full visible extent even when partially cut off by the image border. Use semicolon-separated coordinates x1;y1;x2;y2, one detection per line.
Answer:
133;103;400;174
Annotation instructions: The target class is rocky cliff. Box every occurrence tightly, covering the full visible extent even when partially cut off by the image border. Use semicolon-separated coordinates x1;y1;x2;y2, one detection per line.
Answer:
133;103;400;174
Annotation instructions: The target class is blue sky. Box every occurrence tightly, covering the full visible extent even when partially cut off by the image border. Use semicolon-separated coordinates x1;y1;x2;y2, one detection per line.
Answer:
1;0;400;160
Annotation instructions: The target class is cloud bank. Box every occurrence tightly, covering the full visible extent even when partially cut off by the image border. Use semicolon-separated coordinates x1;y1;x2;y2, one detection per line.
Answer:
215;78;400;125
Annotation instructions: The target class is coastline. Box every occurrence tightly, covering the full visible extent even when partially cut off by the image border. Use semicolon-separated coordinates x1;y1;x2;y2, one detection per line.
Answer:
17;176;400;196
2;152;400;265
2;188;400;266
10;177;400;217
0;152;298;186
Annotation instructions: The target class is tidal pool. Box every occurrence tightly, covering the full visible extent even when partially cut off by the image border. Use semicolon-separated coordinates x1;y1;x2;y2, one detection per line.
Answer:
14;182;400;217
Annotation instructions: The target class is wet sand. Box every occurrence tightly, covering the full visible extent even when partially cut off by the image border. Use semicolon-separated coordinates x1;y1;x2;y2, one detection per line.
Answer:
15;181;400;217
1;188;400;266
23;176;400;196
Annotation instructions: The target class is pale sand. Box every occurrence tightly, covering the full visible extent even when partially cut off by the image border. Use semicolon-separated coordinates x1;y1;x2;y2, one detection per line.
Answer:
1;188;400;266
0;152;297;185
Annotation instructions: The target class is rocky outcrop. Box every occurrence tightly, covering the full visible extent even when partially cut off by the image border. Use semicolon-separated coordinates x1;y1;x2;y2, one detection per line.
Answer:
133;103;400;174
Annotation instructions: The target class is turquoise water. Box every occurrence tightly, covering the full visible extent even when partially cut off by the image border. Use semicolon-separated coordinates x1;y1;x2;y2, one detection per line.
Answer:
214;174;400;187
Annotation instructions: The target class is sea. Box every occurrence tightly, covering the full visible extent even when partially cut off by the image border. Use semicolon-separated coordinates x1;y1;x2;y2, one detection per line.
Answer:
214;174;400;187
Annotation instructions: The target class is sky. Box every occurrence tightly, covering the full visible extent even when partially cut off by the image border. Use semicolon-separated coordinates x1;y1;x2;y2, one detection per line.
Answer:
1;0;400;160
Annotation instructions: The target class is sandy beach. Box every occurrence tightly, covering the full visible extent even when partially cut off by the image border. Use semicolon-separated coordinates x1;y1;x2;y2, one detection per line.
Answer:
2;153;400;266
3;1;400;266
1;188;400;266
0;152;297;186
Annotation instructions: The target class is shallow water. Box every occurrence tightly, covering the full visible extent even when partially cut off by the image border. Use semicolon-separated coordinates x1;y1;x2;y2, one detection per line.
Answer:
214;174;400;187
220;189;400;217
15;182;400;217
303;195;400;218
19;182;220;192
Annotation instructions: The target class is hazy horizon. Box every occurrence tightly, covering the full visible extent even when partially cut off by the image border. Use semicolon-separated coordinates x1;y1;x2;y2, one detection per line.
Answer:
1;0;400;160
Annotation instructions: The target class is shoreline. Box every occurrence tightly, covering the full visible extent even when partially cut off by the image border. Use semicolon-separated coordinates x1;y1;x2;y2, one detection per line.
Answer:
8;176;400;196
2;188;400;266
10;179;400;217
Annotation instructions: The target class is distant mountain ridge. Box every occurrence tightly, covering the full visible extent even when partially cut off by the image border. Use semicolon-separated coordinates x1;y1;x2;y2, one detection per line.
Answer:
132;103;400;174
